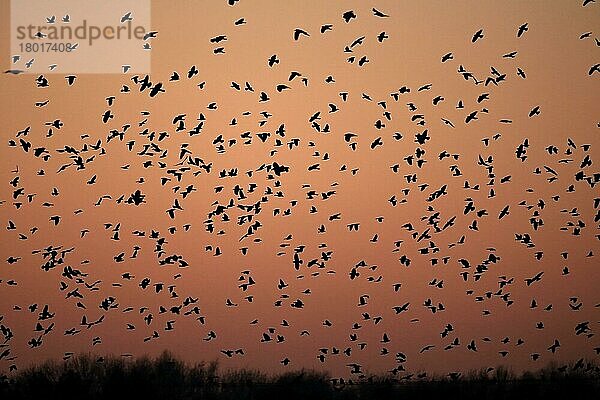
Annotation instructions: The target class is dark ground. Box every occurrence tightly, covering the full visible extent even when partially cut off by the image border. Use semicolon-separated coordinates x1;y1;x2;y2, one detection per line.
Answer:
1;352;598;399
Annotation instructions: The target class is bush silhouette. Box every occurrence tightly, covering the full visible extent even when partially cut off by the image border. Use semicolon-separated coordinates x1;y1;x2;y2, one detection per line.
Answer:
1;353;599;399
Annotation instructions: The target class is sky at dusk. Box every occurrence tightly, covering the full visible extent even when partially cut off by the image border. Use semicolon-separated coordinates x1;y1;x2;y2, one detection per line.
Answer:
1;0;599;378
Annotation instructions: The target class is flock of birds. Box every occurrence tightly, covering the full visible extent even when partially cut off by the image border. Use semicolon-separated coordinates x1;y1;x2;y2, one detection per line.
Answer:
1;1;599;380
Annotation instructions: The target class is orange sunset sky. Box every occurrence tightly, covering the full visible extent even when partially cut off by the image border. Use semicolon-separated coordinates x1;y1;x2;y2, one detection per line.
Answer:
1;0;599;378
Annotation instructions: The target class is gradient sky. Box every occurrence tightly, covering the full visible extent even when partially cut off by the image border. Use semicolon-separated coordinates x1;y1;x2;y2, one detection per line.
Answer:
1;0;599;378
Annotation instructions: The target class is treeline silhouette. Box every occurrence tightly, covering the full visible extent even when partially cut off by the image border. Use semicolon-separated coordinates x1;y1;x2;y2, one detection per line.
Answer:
1;352;598;399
